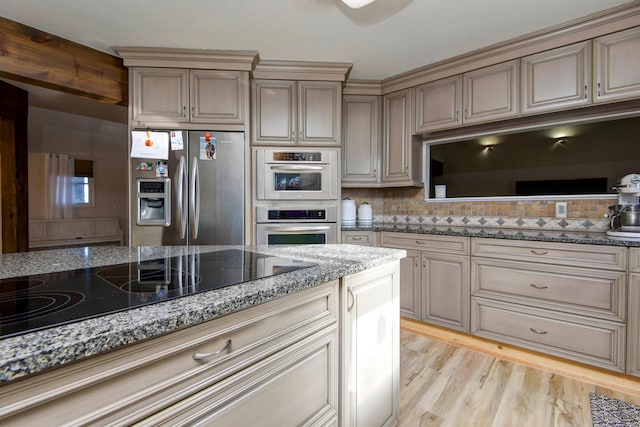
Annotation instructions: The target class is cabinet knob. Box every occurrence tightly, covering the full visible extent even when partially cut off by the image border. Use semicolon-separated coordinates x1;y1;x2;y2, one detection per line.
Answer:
373;169;377;178
584;84;588;99
597;82;601;97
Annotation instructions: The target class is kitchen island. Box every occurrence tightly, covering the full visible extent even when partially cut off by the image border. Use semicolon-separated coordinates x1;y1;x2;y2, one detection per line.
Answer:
0;244;405;426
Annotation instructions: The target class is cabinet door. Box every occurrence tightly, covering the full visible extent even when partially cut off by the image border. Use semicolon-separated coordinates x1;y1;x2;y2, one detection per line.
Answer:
131;68;188;124
382;89;412;183
298;81;341;146
463;60;519;125
190;70;247;124
628;272;640;377
421;252;470;332
399;249;421;320
251;80;296;144
341;261;399;427
414;75;463;133
521;41;592;115
342;95;381;185
594;26;640;103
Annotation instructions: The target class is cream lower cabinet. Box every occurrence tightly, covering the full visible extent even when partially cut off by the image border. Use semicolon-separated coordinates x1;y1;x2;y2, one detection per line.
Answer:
341;260;400;427
342;230;378;246
0;281;340;426
471;238;628;372
381;232;470;331
627;248;640;377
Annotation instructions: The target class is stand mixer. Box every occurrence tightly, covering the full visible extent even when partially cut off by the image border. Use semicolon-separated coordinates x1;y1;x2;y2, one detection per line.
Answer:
606;173;640;241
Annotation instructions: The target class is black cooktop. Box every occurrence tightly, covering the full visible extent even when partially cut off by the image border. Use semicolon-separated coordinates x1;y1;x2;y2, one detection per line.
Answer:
0;250;316;339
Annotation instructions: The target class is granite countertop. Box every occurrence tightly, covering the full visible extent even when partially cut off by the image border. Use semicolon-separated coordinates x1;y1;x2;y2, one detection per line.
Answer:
342;223;640;247
0;244;405;383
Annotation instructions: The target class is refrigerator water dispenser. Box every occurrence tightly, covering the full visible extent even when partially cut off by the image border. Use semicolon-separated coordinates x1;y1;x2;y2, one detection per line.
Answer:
137;178;171;226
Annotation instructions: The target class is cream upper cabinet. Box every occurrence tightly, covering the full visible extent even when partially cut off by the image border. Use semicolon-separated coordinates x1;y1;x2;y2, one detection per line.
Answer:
189;70;247;124
521;41;592;115
131;68;189;124
414;75;463;133
594;26;640;103
414;61;519;133
342;94;381;185
252;79;341;146
383;89;421;186
463;60;519;125
131;68;248;126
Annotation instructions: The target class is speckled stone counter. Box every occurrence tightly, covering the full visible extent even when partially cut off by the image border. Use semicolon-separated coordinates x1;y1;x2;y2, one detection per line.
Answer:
342;224;640;247
0;244;405;383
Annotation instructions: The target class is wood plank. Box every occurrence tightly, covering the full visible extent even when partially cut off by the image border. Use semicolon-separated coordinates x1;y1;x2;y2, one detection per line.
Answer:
401;317;640;398
399;329;638;426
0;16;127;105
0;80;28;253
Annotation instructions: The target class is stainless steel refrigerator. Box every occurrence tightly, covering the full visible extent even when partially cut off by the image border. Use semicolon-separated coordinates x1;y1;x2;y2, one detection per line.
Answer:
129;130;245;246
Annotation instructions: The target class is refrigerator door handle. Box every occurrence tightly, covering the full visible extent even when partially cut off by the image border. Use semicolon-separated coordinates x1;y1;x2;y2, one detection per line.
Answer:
189;156;200;239
176;156;188;239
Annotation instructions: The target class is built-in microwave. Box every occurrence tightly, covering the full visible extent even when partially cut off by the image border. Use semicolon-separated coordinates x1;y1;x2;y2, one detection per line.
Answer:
256;148;339;201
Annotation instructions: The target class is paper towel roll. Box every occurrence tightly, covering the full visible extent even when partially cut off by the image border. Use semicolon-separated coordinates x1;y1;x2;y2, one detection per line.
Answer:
341;198;356;227
358;202;372;227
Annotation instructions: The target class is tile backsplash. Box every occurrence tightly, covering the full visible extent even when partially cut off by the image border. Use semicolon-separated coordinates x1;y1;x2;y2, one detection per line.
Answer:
341;187;616;231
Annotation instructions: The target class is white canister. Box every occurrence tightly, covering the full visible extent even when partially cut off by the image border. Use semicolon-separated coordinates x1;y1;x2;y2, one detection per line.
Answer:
357;202;373;227
341;198;356;227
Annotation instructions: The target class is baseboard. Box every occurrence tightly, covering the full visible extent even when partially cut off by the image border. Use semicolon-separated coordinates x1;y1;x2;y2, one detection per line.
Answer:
400;317;640;398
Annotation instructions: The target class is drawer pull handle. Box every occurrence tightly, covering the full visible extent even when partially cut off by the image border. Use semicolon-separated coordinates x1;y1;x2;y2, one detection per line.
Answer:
530;250;549;255
529;283;548;289
352;237;363;240
193;339;232;362
347;287;355;312
529;328;548;335
415;240;426;245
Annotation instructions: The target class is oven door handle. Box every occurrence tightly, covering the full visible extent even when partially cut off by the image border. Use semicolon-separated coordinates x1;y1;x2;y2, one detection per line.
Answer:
263;225;331;233
270;165;325;171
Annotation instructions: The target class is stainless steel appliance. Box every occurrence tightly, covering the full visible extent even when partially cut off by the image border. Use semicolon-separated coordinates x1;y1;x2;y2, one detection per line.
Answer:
607;173;640;241
130;130;245;246
256;148;339;201
256;205;337;245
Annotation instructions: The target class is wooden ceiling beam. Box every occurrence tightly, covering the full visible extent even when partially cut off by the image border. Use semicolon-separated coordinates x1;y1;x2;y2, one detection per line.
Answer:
0;16;128;106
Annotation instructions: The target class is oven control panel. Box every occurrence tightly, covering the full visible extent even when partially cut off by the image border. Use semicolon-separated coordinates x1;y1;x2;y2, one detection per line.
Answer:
268;209;326;221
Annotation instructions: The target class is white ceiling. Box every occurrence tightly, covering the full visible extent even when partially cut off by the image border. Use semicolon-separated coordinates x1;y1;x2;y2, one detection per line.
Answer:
0;0;634;81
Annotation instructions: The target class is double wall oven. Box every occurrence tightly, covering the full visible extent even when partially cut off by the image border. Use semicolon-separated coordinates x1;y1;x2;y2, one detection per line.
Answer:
255;148;339;245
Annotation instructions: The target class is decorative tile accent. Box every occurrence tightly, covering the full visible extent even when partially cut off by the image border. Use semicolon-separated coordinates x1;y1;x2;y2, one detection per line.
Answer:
516;219;526;227
558;219;569;228
536;219;547;227
479;217;487;225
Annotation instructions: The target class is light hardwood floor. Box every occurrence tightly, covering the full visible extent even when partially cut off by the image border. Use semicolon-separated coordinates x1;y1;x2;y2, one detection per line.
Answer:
399;329;640;427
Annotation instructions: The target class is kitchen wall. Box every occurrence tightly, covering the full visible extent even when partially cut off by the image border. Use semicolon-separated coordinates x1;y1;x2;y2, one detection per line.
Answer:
27;107;129;241
342;187;614;231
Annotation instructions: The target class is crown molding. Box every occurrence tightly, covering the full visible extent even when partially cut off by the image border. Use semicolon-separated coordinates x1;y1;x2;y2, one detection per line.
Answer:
382;2;640;94
252;60;353;82
112;47;260;71
343;80;383;95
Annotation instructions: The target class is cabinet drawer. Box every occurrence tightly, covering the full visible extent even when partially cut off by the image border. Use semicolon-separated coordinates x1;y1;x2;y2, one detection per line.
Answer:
631;248;640;273
136;327;338;427
342;230;376;246
471;238;626;270
0;281;338;426
471;298;625;372
471;258;626;321
381;232;469;255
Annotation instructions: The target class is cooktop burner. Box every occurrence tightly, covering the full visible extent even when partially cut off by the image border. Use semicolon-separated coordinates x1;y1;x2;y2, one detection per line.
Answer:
0;250;316;339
